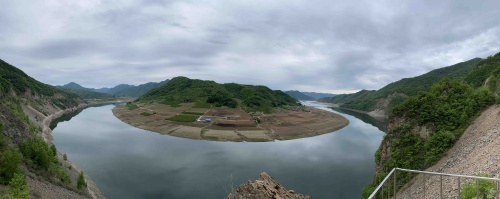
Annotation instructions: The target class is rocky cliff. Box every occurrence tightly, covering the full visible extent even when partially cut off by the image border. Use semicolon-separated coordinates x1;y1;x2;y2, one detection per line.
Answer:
228;172;310;199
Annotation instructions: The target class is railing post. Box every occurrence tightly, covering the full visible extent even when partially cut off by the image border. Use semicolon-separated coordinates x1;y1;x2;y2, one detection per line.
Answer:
440;175;443;199
394;170;397;199
423;174;426;199
458;177;460;199
496;180;498;199
380;185;384;199
476;179;479;198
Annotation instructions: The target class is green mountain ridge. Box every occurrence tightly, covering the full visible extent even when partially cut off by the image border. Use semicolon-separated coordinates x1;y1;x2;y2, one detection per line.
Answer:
320;58;483;114
138;76;300;113
57;80;169;99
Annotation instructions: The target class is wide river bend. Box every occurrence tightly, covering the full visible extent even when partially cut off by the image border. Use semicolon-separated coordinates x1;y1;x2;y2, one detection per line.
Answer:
52;101;385;198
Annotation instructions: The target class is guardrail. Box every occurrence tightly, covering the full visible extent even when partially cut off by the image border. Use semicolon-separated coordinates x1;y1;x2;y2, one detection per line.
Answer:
368;168;500;199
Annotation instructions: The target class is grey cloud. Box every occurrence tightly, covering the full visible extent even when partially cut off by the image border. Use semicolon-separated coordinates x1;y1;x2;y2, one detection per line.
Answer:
1;0;500;92
25;39;103;59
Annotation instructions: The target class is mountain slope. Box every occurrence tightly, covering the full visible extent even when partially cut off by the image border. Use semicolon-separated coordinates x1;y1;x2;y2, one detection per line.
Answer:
362;52;500;198
320;58;482;114
138;76;299;113
285;90;315;101
464;52;500;95
0;59;103;198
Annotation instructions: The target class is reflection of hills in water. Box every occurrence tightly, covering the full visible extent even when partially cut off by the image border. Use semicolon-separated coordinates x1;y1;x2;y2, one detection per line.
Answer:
49;103;125;130
330;107;388;132
50;109;83;130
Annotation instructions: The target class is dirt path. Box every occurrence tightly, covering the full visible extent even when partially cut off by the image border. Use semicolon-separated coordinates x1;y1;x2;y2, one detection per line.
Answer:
396;105;500;198
24;103;105;199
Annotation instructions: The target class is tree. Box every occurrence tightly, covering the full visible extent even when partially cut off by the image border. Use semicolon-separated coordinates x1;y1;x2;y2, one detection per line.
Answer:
50;144;57;156
77;171;87;189
3;173;30;199
0;148;23;184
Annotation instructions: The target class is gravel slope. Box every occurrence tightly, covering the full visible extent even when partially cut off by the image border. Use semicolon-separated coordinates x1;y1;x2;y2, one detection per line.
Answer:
396;105;500;198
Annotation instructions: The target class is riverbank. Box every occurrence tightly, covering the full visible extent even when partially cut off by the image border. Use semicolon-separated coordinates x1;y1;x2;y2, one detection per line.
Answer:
313;101;388;121
112;102;349;142
22;101;107;199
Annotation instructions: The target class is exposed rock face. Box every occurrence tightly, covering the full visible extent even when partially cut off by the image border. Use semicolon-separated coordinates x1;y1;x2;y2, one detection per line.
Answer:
228;172;311;199
396;105;500;198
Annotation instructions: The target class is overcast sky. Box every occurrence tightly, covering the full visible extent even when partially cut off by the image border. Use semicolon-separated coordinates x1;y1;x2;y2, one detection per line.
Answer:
1;0;500;93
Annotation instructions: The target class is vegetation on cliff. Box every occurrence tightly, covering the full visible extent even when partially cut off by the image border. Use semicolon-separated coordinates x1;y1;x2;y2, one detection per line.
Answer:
363;79;496;198
137;76;300;113
320;58;482;113
0;59;92;197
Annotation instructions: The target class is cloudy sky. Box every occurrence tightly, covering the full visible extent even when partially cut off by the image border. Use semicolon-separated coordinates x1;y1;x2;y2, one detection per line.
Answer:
1;0;500;93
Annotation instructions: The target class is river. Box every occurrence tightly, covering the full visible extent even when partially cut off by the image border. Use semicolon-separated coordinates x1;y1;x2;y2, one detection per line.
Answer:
51;101;385;198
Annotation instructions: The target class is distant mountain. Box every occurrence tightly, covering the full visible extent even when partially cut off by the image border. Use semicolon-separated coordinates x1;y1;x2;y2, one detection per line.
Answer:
285;90;315;101
106;84;135;95
108;80;169;97
57;80;169;98
57;82;116;100
302;92;336;100
60;82;92;91
320;57;482;114
94;87;111;93
138;76;299;113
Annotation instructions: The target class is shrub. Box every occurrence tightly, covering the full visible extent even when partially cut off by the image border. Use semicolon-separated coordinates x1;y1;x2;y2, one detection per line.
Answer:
460;175;495;199
21;137;54;170
126;103;139;110
77;171;87;189
63;153;67;161
140;112;153;116
0;148;23;184
3;173;30;199
50;144;57;156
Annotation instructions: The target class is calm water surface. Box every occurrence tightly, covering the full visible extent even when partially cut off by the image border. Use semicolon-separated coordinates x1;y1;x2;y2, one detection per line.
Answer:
52;102;385;199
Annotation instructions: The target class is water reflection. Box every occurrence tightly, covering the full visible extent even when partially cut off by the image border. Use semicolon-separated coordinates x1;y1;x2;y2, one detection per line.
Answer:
52;102;385;199
329;107;387;132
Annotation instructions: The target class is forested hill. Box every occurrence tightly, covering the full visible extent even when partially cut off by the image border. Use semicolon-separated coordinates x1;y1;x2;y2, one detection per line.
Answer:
109;80;169;97
0;59;98;198
464;52;500;95
1;59;81;109
138;76;300;113
285;90;315;101
319;58;482;114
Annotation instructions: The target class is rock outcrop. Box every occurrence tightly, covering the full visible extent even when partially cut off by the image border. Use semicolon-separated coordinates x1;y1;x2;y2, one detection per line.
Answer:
228;172;310;199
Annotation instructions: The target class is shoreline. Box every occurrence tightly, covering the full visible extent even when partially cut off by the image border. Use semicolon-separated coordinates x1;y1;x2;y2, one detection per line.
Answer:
112;103;349;142
37;102;105;199
314;101;388;121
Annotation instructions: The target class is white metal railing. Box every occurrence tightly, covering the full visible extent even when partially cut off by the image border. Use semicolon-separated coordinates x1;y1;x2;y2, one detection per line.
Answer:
368;168;500;199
